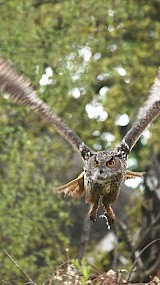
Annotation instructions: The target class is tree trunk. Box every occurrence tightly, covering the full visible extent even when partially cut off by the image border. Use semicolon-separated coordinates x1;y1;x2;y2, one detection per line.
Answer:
131;150;160;282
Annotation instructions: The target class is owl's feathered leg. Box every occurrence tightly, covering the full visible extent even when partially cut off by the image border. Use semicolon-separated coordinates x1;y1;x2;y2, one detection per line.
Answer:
101;190;119;228
88;195;100;222
89;203;99;222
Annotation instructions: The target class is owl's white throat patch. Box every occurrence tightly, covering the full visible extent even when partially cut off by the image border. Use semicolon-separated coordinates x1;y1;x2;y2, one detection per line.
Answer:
91;169;111;184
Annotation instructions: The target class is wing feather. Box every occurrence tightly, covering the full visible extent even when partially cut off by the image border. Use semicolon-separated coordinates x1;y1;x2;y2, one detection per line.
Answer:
119;70;160;155
55;172;85;199
0;56;92;160
125;170;145;180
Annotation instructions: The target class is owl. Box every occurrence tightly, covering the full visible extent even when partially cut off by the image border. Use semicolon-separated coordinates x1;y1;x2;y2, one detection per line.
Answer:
0;56;160;228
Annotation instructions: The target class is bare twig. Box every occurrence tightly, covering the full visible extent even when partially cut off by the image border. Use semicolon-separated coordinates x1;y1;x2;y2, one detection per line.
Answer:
144;255;160;278
127;238;160;282
4;250;37;285
134;213;160;251
2;281;13;285
116;220;135;260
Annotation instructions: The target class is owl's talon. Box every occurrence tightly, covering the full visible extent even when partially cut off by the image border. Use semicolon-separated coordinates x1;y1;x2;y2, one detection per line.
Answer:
99;214;111;230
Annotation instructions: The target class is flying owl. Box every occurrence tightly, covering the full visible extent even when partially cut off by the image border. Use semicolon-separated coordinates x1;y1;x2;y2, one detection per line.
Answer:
0;56;160;228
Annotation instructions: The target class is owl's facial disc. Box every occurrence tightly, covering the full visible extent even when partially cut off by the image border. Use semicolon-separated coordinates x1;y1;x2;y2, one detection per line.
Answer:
88;153;122;183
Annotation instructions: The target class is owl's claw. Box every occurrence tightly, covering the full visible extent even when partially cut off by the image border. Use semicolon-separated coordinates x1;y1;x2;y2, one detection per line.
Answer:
99;214;111;230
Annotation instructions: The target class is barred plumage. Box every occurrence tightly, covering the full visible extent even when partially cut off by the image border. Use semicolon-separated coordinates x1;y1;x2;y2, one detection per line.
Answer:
0;56;92;160
0;56;160;228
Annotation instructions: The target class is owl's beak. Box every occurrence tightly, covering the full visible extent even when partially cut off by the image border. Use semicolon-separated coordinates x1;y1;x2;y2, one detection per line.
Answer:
99;169;104;174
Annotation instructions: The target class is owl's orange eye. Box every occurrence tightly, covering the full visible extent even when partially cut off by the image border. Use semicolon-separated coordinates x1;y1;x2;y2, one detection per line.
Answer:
106;159;115;167
93;160;99;167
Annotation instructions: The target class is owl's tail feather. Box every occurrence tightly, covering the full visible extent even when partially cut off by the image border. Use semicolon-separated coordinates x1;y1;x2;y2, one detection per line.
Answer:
55;172;85;199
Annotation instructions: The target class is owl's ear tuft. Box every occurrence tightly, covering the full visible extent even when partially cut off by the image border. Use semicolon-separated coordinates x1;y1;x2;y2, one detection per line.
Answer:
55;172;85;200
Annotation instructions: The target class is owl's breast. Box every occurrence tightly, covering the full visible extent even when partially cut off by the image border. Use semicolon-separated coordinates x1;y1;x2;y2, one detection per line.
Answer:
100;172;123;195
84;171;124;202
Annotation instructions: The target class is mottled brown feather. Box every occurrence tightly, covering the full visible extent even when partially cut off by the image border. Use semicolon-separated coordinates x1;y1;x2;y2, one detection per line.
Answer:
0;56;92;160
55;172;84;199
0;56;160;227
125;170;145;180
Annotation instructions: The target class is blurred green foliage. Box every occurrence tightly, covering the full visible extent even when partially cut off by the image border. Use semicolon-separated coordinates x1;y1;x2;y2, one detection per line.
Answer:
0;0;160;283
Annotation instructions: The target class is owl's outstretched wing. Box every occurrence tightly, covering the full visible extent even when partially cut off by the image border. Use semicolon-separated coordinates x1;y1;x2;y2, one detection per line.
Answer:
56;172;85;199
0;56;92;160
118;70;160;155
125;170;145;180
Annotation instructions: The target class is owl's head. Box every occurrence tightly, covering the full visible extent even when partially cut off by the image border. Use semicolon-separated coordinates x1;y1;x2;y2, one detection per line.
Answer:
85;150;126;183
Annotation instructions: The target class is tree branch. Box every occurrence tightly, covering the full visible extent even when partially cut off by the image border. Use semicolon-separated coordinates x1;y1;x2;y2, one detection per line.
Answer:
127;238;160;282
4;250;37;285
